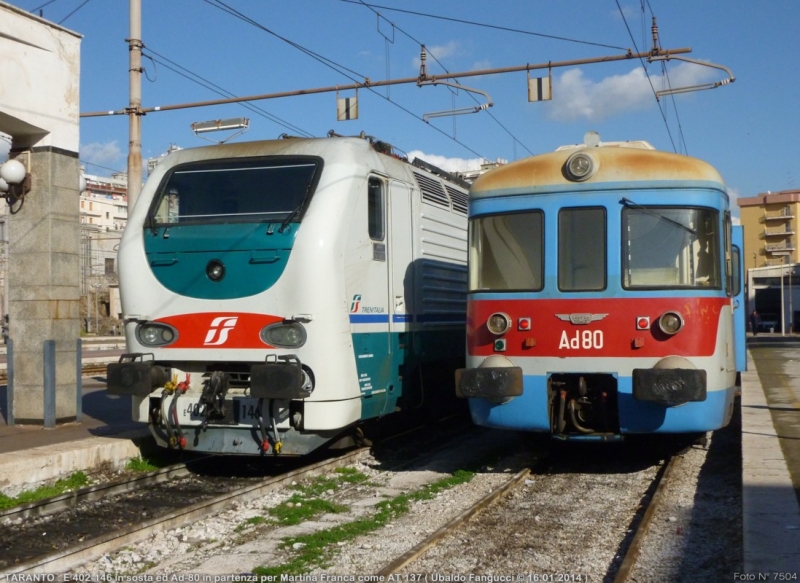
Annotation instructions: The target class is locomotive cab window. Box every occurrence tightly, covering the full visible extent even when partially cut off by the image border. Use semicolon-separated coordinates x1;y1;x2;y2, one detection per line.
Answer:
558;207;606;291
468;211;544;292
368;176;385;241
149;156;322;226
622;206;720;289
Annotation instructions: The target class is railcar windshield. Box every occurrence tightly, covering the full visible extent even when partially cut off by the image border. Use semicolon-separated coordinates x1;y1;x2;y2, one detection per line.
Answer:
148;156;322;226
468;211;544;291
622;206;721;289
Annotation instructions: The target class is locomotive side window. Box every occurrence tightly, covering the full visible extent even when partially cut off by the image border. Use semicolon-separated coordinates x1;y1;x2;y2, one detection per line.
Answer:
150;157;321;225
468;211;543;292
622;207;720;289
558;207;606;291
368;176;385;241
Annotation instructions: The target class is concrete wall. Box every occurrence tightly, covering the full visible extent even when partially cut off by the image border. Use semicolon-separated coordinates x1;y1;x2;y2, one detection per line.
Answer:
0;2;83;423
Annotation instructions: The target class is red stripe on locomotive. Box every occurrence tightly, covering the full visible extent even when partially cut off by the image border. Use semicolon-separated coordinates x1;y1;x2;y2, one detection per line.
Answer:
155;312;283;349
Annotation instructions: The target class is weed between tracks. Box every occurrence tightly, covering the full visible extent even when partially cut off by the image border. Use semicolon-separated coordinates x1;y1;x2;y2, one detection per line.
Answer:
252;469;475;577
0;471;89;510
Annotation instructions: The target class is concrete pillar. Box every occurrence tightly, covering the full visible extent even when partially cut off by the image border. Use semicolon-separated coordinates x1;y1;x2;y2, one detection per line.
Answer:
8;147;81;423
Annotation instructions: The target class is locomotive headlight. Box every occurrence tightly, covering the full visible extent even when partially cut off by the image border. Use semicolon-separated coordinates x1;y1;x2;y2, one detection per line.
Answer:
137;323;178;346
261;321;307;348
658;311;684;335
486;312;511;335
206;259;226;282
564;151;598;182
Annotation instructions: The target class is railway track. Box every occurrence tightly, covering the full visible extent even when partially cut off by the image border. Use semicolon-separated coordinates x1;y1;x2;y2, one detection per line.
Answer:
2;448;372;574
368;450;680;580
0;363;109;382
1;413;478;575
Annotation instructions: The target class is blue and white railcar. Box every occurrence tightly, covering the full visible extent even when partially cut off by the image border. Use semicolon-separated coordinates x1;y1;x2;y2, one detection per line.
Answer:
108;136;468;455
456;136;746;439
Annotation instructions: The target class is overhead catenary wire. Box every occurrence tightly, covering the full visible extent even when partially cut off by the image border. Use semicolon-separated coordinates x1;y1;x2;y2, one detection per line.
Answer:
614;0;682;154
340;1;630;52
141;47;316;138
201;0;491;160
352;0;533;158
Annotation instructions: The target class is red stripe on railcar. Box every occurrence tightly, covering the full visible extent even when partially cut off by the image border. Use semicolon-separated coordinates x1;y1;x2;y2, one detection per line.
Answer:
467;298;728;358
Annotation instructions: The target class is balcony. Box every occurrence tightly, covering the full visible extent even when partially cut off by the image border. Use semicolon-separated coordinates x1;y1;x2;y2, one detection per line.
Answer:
763;206;795;221
764;228;795;237
765;242;796;253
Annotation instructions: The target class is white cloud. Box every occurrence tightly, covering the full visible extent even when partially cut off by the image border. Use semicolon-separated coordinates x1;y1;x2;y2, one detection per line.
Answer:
728;186;742;220
80;140;123;166
547;62;718;122
407;149;483;173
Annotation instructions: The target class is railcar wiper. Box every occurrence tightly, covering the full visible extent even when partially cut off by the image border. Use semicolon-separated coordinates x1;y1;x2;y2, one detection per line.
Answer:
619;197;697;236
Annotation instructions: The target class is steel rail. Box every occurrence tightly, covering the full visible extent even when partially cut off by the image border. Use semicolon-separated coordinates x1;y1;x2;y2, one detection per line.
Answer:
0;461;197;522
612;454;680;583
375;468;531;576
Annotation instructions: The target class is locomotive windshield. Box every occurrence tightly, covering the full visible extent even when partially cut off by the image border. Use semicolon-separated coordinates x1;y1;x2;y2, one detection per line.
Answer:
623;206;720;289
468;211;544;291
149;157;322;225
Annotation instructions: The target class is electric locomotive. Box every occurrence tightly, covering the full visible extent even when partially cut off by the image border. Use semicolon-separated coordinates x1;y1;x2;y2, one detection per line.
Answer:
456;133;746;440
108;135;469;455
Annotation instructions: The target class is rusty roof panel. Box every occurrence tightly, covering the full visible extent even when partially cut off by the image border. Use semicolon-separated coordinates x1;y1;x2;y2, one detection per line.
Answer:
470;146;725;199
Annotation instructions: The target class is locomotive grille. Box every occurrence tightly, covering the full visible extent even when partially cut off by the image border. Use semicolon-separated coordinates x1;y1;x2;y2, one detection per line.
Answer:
414;171;451;209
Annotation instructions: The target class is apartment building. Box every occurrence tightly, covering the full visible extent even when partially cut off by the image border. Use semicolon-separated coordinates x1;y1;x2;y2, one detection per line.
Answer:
738;189;800;333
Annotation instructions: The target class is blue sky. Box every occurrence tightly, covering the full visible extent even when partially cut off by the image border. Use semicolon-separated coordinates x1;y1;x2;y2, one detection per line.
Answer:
3;1;799;207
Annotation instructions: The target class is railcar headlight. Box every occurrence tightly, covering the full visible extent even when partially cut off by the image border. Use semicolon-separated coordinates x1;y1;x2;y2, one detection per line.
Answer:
206;259;226;282
564;151;598;182
260;322;307;348
486;312;511;335
658;311;684;335
137;323;178;346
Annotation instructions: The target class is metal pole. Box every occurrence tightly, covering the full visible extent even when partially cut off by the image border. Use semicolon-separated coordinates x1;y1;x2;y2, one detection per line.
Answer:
127;0;143;210
781;263;786;336
790;264;794;334
43;340;56;428
6;338;13;426
81;47;694;118
76;338;82;422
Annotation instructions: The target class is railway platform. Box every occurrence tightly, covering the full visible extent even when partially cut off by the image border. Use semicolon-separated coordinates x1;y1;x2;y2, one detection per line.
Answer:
0;335;797;575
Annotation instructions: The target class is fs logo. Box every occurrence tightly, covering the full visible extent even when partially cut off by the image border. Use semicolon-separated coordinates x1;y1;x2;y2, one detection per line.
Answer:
203;316;238;346
350;294;362;313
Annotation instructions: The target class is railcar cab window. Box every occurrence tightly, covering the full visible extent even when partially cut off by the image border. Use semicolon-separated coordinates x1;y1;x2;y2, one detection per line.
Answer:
149;157;322;226
622;206;720;289
468;211;543;292
558;207;606;291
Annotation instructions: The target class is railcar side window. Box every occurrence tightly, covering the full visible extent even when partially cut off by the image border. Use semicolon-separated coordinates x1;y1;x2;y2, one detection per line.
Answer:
622;207;720;289
558;208;606;291
368;177;385;241
150;157;321;225
468;211;543;292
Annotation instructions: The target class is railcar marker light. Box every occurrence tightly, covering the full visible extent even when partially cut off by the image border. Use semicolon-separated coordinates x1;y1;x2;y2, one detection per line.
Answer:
494;338;507;352
636;316;650;330
518;317;531;330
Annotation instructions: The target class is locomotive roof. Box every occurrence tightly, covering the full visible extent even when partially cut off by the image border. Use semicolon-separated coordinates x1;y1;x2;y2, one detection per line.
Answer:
470;144;726;199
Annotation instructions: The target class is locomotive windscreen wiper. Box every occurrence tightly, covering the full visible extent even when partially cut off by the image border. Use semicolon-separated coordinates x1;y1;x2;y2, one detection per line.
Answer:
619;197;697;236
